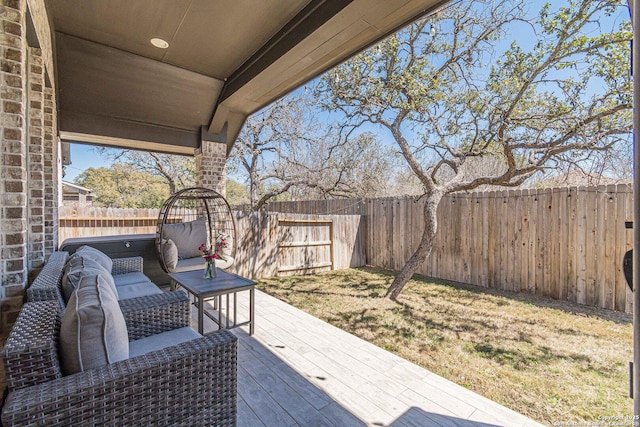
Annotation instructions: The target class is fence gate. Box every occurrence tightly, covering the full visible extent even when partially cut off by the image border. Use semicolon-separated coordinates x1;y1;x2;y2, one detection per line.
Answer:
276;219;334;276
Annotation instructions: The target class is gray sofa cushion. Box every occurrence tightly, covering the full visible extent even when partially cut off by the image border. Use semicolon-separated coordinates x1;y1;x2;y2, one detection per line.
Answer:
112;272;153;287
61;256;118;303
129;327;201;358
116;282;163;300
161;239;179;271
59;274;129;375
74;245;113;273
161;218;207;259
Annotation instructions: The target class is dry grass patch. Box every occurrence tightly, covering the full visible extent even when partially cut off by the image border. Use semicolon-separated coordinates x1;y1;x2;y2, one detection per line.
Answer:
258;267;632;425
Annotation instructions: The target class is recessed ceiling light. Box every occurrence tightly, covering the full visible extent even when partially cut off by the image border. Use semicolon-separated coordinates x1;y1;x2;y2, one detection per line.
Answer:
150;38;169;49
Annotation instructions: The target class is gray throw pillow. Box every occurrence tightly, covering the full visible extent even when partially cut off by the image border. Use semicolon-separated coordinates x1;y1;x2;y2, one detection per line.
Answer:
62;256;118;303
59;274;129;375
161;239;179;271
161;218;207;259
75;245;113;273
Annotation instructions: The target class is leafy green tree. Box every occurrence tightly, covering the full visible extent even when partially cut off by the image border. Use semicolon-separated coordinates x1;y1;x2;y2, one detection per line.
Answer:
74;165;170;208
98;148;195;194
225;178;249;208
316;0;631;299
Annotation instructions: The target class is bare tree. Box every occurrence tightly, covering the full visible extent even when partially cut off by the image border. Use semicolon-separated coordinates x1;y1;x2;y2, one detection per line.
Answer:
229;96;394;210
316;0;631;299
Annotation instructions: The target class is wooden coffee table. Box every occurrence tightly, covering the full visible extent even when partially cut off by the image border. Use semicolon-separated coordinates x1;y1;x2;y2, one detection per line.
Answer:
168;269;256;335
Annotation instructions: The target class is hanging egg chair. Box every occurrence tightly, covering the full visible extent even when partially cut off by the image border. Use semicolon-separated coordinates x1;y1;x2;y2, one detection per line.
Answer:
155;187;236;273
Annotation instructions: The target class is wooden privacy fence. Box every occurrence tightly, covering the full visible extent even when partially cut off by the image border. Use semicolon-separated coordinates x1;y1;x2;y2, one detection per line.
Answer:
232;212;364;279
59;206;161;241
267;184;634;313
58;206;365;280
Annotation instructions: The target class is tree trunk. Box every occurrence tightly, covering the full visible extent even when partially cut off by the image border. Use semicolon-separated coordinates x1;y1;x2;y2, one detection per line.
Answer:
386;191;443;300
249;178;259;210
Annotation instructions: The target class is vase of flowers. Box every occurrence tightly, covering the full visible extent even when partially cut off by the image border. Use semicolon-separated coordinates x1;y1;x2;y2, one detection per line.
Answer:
199;243;217;279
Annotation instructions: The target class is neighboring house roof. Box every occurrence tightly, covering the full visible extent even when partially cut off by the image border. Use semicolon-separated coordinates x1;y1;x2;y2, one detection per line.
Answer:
61;181;93;194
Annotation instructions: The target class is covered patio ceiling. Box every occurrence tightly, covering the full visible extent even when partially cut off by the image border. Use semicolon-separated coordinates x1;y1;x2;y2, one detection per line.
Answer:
49;0;449;156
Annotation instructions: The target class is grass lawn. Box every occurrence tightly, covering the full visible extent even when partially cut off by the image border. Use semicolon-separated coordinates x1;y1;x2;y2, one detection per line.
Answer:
258;267;633;425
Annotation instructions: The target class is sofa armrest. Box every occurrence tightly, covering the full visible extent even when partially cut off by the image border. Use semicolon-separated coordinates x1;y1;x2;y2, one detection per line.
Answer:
2;301;63;392
26;251;69;304
1;331;238;427
119;290;191;340
111;256;143;275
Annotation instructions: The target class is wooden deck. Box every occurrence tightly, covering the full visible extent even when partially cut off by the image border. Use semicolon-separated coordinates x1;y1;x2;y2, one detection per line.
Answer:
196;289;544;427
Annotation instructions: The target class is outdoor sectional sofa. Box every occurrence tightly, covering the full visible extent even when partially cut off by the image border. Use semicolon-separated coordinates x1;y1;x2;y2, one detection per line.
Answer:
1;248;238;426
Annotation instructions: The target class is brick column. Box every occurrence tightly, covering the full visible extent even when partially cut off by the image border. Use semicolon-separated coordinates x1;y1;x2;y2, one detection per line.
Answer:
27;47;45;272
195;139;226;196
0;0;27;330
43;86;58;255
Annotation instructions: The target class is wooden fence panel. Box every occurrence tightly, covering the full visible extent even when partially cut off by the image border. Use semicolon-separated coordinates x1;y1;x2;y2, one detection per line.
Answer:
61;184;635;312
267;184;634;313
60;207;365;281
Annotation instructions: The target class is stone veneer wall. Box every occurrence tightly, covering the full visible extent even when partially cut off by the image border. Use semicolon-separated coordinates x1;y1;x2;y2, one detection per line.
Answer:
195;139;227;196
0;0;57;332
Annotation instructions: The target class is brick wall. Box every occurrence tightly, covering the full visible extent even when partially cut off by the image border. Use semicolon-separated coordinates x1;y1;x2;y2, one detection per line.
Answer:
43;85;58;255
27;47;44;272
0;0;57;333
195;139;227;196
0;0;28;330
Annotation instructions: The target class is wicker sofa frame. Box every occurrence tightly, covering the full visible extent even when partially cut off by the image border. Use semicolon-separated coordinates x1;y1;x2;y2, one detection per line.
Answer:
27;251;192;340
2;251;238;426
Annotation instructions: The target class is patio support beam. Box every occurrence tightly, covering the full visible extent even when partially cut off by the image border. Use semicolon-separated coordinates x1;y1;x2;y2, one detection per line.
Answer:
196;138;227;196
216;0;354;107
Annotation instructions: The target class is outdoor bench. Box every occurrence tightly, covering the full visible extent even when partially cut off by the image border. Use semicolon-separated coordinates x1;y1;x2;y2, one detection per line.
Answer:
1;248;238;425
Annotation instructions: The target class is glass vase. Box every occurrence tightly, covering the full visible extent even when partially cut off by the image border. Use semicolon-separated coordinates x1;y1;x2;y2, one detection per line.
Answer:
204;259;216;279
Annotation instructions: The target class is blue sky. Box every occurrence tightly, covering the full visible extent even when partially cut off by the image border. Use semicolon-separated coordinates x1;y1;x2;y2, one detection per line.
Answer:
63;0;631;185
64;144;112;182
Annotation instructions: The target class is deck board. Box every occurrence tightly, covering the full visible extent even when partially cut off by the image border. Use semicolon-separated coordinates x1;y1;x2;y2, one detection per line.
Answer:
196;289;544;427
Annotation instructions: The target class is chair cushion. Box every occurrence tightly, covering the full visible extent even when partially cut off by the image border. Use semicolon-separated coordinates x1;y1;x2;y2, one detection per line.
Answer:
161;218;207;260
129;327;201;358
59;274;129;375
61;256;118;303
74;245;113;273
115;282;163;300
113;272;153;287
172;256;235;272
161;238;179;271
